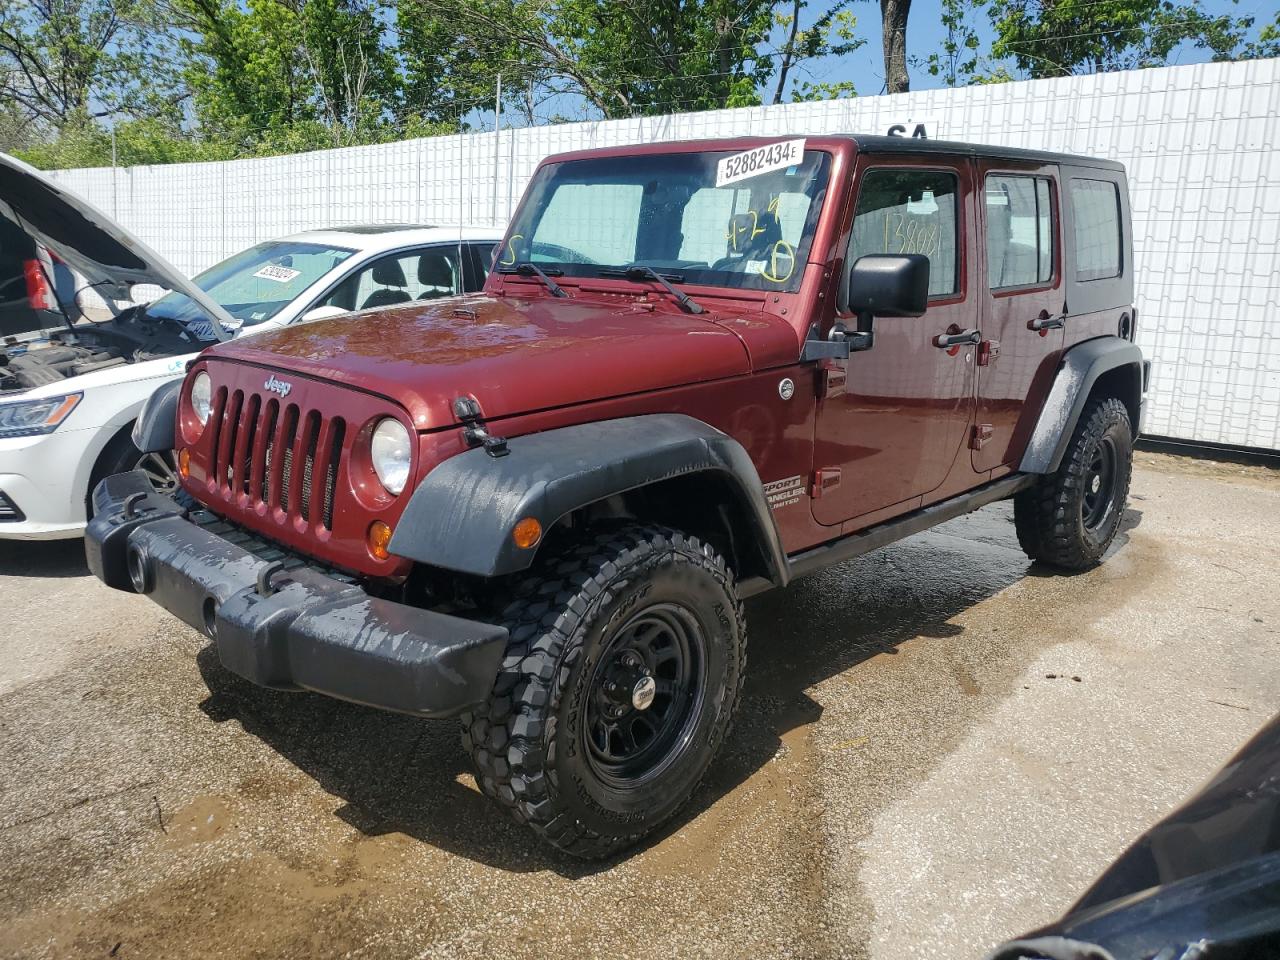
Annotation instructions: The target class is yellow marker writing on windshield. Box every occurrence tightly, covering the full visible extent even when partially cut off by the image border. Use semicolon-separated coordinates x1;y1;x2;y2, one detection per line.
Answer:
761;240;796;283
500;234;524;266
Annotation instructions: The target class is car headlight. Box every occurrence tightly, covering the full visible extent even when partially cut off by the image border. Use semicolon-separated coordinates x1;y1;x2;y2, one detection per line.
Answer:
370;418;411;495
190;371;212;425
0;393;81;438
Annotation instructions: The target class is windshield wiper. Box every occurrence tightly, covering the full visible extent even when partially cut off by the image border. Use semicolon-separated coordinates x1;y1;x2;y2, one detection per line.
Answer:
598;265;704;314
497;262;568;298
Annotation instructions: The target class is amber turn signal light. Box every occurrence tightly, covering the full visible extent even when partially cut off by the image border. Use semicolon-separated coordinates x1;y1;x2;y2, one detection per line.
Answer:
177;448;190;478
367;520;393;560
512;516;542;549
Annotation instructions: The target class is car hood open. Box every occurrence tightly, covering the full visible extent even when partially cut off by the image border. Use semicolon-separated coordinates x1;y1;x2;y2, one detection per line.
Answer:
204;292;753;429
0;151;234;340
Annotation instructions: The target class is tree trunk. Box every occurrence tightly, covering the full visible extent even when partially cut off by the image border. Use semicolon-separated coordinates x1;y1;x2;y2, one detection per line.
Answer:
880;0;911;93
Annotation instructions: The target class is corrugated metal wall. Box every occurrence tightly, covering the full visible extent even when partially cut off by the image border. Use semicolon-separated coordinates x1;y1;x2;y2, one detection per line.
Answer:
49;58;1280;450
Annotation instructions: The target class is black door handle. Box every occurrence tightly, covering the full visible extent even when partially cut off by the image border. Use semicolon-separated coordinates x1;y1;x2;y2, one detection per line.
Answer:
1029;312;1066;331
933;328;982;348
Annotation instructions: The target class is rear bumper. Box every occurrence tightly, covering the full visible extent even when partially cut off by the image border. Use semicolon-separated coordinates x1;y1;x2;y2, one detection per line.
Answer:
85;471;508;717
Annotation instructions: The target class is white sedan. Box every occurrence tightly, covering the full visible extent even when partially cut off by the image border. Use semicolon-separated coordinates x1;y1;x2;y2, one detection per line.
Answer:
0;153;501;539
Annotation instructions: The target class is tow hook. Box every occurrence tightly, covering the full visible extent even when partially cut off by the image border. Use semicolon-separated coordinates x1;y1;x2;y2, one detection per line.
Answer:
256;560;285;597
453;396;509;458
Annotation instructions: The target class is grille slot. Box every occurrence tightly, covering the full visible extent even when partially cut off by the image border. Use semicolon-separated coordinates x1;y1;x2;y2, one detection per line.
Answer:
0;490;24;522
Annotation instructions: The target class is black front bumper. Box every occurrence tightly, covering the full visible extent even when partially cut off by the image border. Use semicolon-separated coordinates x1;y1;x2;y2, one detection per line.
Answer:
85;471;508;717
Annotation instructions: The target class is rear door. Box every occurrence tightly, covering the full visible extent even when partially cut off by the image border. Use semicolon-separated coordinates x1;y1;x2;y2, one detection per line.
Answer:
973;161;1066;471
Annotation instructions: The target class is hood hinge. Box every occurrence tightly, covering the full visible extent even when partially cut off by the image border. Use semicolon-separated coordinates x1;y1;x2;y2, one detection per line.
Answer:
453;396;509;458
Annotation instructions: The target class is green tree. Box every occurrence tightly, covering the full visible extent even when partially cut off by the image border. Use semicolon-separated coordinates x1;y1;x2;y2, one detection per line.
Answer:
0;0;180;127
401;0;866;121
988;0;1254;78
1242;12;1279;58
166;0;404;147
917;0;1012;86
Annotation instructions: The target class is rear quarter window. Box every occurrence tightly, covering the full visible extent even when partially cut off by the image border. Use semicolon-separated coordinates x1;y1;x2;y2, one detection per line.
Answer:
1070;179;1122;282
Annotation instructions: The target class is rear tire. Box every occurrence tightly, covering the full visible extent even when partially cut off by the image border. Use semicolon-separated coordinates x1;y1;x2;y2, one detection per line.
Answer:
1014;397;1133;570
462;524;746;859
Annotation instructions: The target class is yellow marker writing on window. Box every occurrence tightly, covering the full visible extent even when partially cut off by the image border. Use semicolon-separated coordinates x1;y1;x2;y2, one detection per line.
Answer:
500;234;523;266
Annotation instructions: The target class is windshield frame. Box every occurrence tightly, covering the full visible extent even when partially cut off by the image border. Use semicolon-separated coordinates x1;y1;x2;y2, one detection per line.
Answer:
498;147;834;295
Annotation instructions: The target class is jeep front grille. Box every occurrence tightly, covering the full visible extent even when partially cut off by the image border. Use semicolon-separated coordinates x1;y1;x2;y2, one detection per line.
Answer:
207;387;346;532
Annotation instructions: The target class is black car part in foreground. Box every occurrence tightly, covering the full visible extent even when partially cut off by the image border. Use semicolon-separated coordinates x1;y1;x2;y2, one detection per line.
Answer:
988;712;1280;960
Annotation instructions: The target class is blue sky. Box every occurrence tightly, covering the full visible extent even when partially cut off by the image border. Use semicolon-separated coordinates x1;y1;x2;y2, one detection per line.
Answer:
799;0;1278;94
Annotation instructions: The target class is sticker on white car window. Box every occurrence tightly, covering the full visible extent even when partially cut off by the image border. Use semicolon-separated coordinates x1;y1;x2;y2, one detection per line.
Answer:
252;264;301;284
715;139;806;188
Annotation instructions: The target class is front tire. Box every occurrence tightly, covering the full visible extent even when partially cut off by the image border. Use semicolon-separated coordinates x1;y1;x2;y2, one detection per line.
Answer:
87;432;181;518
463;524;746;859
1015;396;1133;570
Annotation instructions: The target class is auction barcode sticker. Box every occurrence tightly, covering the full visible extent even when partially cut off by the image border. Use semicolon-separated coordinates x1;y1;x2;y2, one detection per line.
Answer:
252;264;301;284
715;139;806;187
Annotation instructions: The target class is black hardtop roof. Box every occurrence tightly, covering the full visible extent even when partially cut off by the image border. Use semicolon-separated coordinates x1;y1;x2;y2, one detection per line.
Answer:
840;134;1126;172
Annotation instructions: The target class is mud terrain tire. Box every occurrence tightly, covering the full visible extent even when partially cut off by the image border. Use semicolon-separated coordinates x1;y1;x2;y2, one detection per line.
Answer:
462;524;746;859
1015;396;1133;570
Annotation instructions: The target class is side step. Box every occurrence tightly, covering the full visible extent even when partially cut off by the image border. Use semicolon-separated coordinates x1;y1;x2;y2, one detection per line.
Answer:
738;473;1036;597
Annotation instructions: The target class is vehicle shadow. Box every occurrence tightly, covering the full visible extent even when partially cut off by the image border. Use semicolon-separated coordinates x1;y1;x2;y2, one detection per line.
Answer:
190;503;1066;878
0;538;89;578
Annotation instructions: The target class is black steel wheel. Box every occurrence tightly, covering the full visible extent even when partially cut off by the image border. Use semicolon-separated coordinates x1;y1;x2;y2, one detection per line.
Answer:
584;603;706;786
1081;435;1118;533
1015;396;1133;570
463;524;746;859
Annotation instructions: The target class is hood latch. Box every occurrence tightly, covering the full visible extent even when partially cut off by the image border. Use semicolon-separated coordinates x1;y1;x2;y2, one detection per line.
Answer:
453;396;509;458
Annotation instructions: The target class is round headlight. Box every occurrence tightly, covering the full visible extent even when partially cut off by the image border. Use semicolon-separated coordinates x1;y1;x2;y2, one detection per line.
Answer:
370;418;411;495
190;372;212;425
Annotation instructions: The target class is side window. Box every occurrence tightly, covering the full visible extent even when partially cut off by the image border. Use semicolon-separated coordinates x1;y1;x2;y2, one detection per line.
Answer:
849;169;959;297
1070;179;1122;281
985;175;1054;289
319;247;462;312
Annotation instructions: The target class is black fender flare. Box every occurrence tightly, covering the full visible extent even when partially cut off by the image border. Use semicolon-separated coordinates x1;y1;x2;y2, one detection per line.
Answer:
131;378;181;454
388;413;790;585
1020;337;1146;474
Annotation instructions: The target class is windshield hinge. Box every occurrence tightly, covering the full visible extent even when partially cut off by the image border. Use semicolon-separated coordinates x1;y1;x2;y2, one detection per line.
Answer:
453;396;509;458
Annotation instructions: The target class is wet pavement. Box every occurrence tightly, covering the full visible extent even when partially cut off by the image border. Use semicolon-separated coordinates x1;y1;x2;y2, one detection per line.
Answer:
0;452;1276;960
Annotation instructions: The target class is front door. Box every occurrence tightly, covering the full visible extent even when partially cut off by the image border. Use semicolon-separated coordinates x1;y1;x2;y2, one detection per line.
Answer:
812;160;978;527
973;162;1067;471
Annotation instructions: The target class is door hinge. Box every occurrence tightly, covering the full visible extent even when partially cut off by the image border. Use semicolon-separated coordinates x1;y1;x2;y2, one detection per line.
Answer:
977;339;1000;366
819;361;847;399
810;467;842;499
970;424;994;451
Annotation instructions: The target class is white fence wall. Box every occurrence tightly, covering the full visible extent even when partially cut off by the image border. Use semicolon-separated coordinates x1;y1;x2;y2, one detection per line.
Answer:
50;58;1280;451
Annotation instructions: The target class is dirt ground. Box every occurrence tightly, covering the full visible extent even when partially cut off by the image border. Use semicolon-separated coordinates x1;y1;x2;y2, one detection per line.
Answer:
1;453;1276;960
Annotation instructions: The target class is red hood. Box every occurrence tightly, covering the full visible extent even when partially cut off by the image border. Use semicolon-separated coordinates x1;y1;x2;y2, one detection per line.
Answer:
206;293;754;429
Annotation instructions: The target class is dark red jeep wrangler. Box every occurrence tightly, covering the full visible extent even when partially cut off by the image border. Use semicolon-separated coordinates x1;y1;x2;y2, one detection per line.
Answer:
87;135;1147;857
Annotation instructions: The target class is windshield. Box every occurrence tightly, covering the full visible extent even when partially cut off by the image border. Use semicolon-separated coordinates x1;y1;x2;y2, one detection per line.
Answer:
500;145;831;293
145;241;356;334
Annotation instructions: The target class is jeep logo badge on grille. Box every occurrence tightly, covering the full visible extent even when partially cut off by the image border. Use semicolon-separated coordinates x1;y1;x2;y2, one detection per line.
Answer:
264;375;293;398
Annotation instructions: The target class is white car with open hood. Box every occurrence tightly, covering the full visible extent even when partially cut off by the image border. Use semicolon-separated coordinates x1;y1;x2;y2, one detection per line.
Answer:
0;152;501;539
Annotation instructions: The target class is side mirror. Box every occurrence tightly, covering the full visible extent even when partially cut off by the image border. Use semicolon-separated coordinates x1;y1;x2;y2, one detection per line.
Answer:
297;305;349;324
802;253;931;361
845;254;930;317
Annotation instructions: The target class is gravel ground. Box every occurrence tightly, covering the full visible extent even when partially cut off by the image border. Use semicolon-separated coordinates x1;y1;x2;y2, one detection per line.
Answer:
0;452;1276;960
